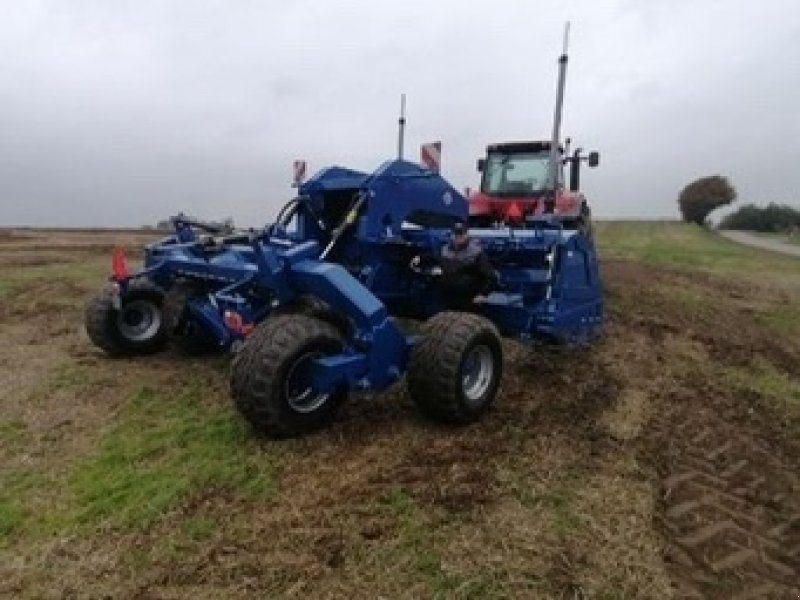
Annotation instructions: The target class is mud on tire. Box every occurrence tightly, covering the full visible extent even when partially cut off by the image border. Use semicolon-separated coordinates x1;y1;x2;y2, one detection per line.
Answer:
85;279;167;357
230;314;347;438
271;295;353;338
407;311;503;423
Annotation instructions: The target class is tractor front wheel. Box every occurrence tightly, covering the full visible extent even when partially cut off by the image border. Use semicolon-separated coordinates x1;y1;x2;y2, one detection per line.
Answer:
407;311;503;423
230;314;347;438
85;280;167;357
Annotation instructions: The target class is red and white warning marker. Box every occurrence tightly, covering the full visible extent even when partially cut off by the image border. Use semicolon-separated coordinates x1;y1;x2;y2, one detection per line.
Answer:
420;142;442;173
292;159;307;187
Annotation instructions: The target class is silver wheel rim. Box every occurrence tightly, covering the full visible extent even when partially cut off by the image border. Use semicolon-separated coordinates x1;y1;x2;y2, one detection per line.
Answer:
285;352;330;414
116;300;162;342
461;344;494;404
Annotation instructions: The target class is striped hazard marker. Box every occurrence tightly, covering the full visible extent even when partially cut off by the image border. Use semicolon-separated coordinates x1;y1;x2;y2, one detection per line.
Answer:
292;160;307;186
420;142;442;172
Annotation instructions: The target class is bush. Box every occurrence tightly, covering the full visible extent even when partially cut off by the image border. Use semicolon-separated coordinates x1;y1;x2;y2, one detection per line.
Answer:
678;175;736;226
719;203;800;232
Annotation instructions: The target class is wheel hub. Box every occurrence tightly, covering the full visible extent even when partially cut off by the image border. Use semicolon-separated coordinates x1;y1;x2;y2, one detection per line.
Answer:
285;352;330;414
116;299;161;342
461;344;494;404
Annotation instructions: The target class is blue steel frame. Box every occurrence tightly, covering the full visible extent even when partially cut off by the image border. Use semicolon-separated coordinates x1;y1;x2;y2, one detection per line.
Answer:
112;159;603;397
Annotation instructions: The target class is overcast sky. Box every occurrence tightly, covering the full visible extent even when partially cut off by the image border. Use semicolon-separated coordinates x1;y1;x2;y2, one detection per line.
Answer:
1;0;798;226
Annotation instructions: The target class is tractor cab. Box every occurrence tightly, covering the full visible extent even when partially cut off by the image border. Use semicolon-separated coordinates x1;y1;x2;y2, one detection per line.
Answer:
469;141;599;231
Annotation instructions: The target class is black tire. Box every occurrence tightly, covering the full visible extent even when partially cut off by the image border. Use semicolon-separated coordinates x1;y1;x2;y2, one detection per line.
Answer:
85;279;167;357
271;295;328;317
564;202;594;239
407;311;503;423
230;314;348;438
162;280;220;355
271;295;352;338
578;202;594;240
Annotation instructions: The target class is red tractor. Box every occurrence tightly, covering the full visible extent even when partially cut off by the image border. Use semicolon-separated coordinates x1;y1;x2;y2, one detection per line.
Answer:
466;23;599;235
468;141;599;234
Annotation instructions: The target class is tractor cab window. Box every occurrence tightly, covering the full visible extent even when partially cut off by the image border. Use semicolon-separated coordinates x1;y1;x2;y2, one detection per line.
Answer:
481;152;559;196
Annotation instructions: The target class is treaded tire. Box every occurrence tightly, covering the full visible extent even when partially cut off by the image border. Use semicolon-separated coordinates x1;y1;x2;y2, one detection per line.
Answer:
271;295;328;317
162;280;220;355
272;295;353;338
230;314;347;438
407;311;503;423
85;279;167;357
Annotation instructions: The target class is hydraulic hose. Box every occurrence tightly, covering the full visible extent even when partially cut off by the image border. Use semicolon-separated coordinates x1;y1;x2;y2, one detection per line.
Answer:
320;192;366;260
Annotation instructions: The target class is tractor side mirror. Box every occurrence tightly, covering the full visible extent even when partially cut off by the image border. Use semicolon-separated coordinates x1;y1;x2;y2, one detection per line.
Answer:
588;151;600;168
477;158;486;172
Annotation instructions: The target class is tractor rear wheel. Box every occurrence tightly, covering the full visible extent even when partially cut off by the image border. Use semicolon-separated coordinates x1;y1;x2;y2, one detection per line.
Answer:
85;280;167;357
162;280;220;355
230;314;347;438
271;295;352;338
407;311;503;423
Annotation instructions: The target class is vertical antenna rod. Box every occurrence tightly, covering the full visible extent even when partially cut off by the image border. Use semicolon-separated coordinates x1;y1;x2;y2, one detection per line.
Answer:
397;93;407;160
547;22;570;209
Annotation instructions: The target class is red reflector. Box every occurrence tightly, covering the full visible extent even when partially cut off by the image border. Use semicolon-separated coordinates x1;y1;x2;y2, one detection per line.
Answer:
506;202;523;220
224;310;254;336
223;310;242;331
111;247;129;281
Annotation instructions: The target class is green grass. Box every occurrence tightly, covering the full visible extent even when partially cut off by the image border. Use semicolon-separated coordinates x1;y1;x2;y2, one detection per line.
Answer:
0;418;28;449
65;383;275;530
1;382;277;542
376;489;510;598
753;303;800;338
181;514;217;542
0;280;18;297
0;259;106;294
136;515;220;565
507;473;580;537
23;360;100;404
0;469;50;539
379;490;451;586
52;362;92;389
722;361;800;428
595;221;800;286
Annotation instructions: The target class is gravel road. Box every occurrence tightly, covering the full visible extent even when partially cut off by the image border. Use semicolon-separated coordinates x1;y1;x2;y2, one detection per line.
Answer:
718;230;800;258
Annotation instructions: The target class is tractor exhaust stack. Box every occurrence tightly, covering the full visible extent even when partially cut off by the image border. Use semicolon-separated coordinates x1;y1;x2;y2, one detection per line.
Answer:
397;93;407;160
547;22;570;211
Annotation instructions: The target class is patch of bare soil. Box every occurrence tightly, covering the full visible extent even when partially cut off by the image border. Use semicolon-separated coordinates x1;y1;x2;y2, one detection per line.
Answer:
602;260;800;598
653;387;800;599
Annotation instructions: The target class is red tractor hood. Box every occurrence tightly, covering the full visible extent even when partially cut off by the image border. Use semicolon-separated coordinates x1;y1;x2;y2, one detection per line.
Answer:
469;190;583;222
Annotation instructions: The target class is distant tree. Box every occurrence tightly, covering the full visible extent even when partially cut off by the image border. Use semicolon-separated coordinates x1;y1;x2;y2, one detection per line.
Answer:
719;202;800;232
678;175;736;226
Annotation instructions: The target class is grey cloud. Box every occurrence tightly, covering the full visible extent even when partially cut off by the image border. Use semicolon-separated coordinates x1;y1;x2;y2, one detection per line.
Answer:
1;0;798;226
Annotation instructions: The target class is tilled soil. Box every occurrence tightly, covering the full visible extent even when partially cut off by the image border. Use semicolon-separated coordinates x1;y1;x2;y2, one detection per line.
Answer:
606;260;800;599
647;373;800;599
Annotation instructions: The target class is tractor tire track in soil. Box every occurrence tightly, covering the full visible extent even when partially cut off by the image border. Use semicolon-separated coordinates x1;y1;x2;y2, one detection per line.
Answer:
647;381;800;599
605;259;800;598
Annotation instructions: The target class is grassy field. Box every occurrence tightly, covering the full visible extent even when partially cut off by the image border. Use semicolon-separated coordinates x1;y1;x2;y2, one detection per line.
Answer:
0;223;798;599
596;221;800;283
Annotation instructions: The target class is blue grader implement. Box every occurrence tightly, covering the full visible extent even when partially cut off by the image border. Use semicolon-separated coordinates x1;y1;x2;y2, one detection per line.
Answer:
85;26;603;437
